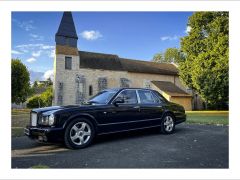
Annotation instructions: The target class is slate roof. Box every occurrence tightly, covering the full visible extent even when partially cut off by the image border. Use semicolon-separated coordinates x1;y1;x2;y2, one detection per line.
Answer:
79;51;179;76
151;81;191;97
56;12;78;39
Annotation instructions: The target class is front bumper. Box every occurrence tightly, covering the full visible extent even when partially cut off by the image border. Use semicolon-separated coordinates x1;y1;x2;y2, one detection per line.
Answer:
175;114;186;125
24;126;64;142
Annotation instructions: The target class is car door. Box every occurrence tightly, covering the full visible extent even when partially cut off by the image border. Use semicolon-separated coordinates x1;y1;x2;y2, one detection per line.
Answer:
98;89;142;133
137;89;164;127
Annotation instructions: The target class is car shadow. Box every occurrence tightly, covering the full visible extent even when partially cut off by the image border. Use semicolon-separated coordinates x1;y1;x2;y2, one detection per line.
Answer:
94;126;185;145
12;125;187;156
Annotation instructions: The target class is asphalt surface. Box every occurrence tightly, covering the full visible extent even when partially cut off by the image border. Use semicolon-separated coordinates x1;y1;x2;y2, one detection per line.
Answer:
12;124;228;168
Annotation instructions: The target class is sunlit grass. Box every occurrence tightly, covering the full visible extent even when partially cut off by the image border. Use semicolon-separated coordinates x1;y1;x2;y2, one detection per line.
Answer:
186;111;228;125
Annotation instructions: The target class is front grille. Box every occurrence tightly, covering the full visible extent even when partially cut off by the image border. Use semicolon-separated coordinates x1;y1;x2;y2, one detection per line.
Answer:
31;112;37;126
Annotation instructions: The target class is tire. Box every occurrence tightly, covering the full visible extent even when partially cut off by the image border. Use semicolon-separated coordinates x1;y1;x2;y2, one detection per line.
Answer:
161;113;175;134
64;118;95;149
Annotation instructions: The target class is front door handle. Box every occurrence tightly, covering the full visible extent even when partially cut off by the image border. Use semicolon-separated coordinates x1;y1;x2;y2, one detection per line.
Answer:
133;106;140;109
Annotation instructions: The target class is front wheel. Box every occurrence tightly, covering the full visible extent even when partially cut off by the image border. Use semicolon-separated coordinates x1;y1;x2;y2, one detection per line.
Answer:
161;114;175;134
64;118;95;149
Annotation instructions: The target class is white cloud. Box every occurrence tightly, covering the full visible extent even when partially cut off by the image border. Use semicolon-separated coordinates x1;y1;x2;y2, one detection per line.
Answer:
29;33;44;41
160;35;179;41
43;69;54;80
11;50;23;55
32;50;42;57
49;49;55;58
12;19;35;31
185;26;192;34
26;57;36;63
80;30;102;40
15;44;55;58
42;45;54;50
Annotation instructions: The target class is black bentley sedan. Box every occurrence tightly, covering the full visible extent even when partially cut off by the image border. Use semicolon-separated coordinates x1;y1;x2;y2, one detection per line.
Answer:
25;88;186;149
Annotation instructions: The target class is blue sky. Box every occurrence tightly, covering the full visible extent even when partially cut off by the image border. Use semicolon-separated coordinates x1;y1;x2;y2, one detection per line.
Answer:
11;12;193;81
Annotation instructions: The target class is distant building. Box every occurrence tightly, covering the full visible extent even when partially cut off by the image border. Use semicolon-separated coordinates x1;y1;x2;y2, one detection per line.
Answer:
53;12;195;110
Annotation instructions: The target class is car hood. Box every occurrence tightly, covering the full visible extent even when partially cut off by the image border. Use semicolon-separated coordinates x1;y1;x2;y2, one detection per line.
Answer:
31;104;105;114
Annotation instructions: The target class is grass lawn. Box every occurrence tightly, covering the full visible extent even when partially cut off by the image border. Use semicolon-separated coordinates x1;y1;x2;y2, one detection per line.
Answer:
11;109;30;137
186;111;229;125
30;165;50;169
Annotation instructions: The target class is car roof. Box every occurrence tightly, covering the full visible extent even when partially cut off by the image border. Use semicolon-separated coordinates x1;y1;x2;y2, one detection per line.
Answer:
106;88;155;91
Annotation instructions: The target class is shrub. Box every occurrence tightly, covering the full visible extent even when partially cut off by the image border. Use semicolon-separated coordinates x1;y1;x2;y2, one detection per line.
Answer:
41;87;53;107
26;95;45;108
26;87;53;108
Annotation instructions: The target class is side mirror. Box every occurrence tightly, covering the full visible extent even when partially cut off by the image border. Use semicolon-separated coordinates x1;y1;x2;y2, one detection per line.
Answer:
113;97;125;106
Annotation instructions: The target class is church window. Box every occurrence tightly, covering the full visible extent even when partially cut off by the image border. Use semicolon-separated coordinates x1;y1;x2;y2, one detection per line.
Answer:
65;56;72;70
120;78;130;88
57;82;63;105
89;85;93;96
98;77;108;92
144;80;151;89
75;74;86;104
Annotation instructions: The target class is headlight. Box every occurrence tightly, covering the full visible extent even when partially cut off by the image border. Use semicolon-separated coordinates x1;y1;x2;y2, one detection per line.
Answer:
48;114;55;126
40;114;55;126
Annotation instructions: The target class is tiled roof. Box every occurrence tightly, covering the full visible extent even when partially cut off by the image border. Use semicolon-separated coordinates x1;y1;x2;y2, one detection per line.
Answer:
79;51;179;76
151;81;191;97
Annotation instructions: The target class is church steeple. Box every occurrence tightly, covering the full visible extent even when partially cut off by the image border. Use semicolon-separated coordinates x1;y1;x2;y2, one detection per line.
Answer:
55;12;78;48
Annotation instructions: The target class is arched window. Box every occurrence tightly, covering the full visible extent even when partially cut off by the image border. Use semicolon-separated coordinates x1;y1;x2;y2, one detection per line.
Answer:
89;85;93;96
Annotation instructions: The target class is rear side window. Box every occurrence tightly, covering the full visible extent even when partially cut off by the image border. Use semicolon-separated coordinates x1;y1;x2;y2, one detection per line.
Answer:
138;90;156;104
152;91;167;103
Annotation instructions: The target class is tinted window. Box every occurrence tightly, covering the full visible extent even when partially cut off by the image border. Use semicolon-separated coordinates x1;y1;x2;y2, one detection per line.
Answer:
138;90;156;104
88;90;117;104
117;90;138;104
153;91;167;103
65;56;72;70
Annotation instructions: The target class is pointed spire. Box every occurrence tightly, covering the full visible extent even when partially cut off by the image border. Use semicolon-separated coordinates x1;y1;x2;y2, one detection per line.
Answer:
56;12;78;39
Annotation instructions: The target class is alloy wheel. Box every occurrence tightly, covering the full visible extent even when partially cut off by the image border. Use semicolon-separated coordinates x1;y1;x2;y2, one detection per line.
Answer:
163;116;174;132
70;122;91;145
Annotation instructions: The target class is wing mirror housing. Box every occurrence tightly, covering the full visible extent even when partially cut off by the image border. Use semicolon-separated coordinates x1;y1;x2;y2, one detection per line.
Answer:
113;97;125;107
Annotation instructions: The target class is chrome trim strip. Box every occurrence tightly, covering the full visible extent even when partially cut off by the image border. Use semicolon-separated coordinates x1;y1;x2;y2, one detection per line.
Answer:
98;124;161;135
99;117;162;126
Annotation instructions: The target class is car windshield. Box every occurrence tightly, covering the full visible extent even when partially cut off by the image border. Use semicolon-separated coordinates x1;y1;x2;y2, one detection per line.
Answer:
88;90;118;104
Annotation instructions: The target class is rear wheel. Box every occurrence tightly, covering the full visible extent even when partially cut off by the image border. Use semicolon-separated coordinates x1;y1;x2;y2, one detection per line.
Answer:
161;114;175;134
64;118;95;149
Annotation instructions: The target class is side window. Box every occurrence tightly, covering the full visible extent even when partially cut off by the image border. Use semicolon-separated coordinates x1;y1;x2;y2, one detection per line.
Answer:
152;91;166;103
117;90;138;104
65;56;72;70
138;90;156;104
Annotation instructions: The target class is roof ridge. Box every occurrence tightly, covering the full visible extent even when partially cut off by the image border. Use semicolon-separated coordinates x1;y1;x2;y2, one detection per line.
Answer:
79;50;118;57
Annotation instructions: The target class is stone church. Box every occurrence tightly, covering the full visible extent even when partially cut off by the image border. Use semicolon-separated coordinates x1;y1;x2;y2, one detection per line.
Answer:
53;12;194;110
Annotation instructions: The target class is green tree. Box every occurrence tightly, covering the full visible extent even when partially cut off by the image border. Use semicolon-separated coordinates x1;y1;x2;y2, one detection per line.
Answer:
152;53;164;63
11;59;30;104
180;12;229;109
164;48;184;64
46;77;53;86
33;81;38;88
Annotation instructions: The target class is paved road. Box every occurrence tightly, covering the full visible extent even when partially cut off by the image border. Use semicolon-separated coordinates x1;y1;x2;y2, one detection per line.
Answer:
12;124;228;168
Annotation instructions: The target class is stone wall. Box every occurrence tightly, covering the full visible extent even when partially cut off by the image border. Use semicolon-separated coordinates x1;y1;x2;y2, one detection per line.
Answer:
54;53;191;107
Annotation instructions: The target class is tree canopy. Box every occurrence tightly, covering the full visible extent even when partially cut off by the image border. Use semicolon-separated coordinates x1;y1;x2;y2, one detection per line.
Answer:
12;59;30;104
179;12;229;109
152;53;164;63
152;48;183;64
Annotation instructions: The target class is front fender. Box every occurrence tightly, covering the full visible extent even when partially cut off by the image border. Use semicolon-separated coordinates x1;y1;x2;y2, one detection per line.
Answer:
63;113;98;129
